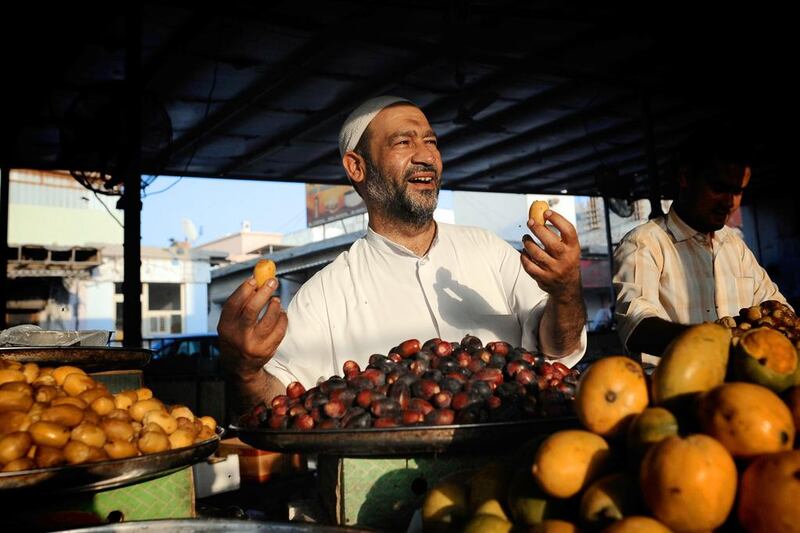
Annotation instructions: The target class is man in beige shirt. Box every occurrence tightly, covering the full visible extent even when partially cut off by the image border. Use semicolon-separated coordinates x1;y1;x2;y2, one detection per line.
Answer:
613;128;787;363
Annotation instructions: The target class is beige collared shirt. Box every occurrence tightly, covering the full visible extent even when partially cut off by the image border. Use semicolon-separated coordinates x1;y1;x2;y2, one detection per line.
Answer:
266;222;587;388
613;208;787;363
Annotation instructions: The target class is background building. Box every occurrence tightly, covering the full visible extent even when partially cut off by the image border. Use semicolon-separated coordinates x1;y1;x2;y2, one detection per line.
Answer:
5;169;213;340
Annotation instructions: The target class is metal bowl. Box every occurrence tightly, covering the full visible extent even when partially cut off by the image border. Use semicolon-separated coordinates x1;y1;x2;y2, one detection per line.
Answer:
0;346;152;370
0;432;220;494
232;417;579;457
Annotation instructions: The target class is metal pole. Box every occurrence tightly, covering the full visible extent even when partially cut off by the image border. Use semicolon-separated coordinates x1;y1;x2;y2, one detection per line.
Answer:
122;4;143;347
602;196;616;312
0;167;9;329
642;92;664;218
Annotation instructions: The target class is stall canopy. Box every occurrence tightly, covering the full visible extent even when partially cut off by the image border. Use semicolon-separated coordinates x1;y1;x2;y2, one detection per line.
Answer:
1;2;792;198
0;2;792;341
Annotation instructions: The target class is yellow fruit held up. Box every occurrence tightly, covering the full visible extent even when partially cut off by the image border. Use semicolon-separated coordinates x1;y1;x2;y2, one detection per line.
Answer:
529;200;549;225
253;259;276;288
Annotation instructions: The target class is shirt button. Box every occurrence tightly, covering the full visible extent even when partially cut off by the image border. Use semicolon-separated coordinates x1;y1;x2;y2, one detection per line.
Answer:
419;258;429;266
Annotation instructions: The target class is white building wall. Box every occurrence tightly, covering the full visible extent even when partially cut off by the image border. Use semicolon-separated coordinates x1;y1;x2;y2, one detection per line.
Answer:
185;282;209;333
79;253;212;337
8;170;124;246
76;279;116;332
453;191;576;242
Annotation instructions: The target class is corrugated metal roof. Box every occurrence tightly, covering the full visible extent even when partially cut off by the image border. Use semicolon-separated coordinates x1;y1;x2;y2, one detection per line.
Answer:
2;2;790;199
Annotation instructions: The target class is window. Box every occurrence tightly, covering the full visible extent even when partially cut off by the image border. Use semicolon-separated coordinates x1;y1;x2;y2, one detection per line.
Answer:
115;282;184;338
171;314;182;334
145;283;182;335
148;283;181;311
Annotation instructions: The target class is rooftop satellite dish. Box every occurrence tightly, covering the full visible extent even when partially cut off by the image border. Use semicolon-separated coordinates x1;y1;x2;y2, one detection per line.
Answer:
181;218;199;243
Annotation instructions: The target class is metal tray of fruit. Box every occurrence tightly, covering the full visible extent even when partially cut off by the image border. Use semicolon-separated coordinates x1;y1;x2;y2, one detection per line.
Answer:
0;429;221;494
0;346;152;370
232;417;579;457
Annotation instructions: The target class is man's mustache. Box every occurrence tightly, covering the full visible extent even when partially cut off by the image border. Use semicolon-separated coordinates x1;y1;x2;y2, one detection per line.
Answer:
404;164;440;180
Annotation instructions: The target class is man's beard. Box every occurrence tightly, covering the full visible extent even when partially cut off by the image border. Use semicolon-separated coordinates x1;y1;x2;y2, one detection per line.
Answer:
363;158;440;227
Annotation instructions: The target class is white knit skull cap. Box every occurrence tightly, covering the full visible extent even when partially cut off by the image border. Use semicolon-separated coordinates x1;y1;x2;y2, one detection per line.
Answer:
338;95;411;158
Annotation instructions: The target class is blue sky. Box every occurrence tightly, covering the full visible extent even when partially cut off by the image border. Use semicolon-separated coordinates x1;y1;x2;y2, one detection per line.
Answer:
140;176;453;247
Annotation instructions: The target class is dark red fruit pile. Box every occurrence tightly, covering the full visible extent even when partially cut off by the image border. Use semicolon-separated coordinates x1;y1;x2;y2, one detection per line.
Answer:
241;335;579;431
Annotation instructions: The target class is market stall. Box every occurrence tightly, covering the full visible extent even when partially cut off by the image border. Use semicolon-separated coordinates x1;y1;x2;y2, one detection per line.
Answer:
1;3;798;533
230;307;800;532
0;344;221;529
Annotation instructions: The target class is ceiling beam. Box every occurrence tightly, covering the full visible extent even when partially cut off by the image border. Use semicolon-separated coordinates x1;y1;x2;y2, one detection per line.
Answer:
151;36;340;172
510;127;694;195
141;10;214;87
446;103;687;190
443;91;635;173
149;2;377;173
215;53;436;176
278;23;643;182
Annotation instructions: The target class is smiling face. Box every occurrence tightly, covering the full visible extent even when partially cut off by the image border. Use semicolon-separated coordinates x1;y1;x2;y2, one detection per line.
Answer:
354;103;443;226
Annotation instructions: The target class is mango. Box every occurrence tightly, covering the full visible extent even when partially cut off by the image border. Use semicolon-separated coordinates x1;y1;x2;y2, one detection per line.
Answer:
640;434;736;532
474;499;509;521
651;323;731;409
532;520;579;533
580;472;642;528
421;478;469;533
461;514;513;533
733;327;800;392
626;407;679;466
467;461;511;509
531;429;612;499
575;356;648;439
602;515;672;533
738;450;800;532
507;467;570;526
698;382;794;459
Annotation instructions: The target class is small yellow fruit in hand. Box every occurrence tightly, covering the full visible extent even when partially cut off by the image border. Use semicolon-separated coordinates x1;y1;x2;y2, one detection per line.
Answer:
528;200;549;225
253;259;276;288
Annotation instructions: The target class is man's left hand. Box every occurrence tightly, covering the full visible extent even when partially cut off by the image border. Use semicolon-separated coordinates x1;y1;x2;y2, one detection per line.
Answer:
521;209;582;299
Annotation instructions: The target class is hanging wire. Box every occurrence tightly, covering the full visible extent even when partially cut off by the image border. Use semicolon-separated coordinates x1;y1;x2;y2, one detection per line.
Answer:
141;175;183;197
92;189;124;228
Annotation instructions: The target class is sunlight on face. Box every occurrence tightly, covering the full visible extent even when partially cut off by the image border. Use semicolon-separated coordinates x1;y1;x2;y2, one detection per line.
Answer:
362;104;443;226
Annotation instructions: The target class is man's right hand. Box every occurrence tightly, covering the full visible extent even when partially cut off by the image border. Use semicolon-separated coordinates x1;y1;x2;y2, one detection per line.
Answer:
217;276;288;379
